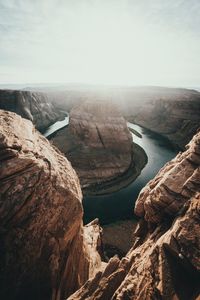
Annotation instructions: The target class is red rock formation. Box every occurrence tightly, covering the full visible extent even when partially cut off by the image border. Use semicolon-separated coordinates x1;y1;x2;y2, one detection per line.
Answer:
51;100;133;192
68;131;200;300
135;130;200;223
0;110;102;300
0;89;61;131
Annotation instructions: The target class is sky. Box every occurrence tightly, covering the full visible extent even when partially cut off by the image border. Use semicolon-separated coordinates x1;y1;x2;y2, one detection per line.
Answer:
0;0;200;87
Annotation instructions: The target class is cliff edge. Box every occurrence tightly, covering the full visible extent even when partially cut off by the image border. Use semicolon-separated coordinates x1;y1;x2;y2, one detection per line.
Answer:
0;89;61;131
68;130;200;300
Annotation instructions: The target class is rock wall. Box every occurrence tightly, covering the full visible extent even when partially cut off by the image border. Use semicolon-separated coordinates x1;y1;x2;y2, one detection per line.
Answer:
124;87;200;149
0;110;102;300
51;100;133;191
134;129;200;223
0;89;60;131
68;130;200;300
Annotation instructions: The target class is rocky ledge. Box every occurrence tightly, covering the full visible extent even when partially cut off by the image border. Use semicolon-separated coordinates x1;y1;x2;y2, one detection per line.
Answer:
0;89;61;131
68;130;200;300
51;101;146;194
0;110;103;300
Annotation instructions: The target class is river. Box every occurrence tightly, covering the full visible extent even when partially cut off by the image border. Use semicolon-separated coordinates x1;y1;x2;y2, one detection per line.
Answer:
44;118;178;224
43;114;69;137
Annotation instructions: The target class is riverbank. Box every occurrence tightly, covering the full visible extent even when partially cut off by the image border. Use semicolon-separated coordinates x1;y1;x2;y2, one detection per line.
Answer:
83;142;148;196
128;126;142;138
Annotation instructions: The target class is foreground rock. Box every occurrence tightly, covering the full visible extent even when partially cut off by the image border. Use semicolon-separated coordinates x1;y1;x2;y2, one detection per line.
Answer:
0;89;61;131
51;101;136;194
135;129;200;223
68;131;200;300
0;110;102;300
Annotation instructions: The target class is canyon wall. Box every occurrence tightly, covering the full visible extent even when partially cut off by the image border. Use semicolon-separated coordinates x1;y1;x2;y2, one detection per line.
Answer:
68;130;200;300
128;90;200;149
51;100;133;193
0;89;61;131
0;110;102;300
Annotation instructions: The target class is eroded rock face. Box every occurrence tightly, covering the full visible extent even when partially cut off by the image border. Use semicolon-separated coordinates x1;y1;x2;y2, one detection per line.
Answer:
125;87;200;149
52;101;133;191
0;110;102;300
135;130;200;223
68;131;200;300
0;89;60;131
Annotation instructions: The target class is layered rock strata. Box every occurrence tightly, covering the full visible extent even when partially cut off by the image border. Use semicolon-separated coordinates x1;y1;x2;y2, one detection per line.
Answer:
123;87;200;149
134;129;200;222
0;110;102;300
0;89;60;131
51;101;134;192
68;131;200;300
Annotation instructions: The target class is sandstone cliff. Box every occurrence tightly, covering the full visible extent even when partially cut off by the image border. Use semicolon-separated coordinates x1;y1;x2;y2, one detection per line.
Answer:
51;101;134;193
0;110;102;300
0;89;61;131
68;131;200;300
122;87;200;149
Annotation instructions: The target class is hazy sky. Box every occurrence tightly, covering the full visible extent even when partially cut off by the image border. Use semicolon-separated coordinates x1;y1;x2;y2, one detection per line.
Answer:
0;0;200;86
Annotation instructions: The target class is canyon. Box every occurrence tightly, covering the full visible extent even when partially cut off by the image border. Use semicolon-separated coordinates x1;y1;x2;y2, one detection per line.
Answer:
0;86;199;300
69;130;200;300
1;86;199;150
49;85;200;149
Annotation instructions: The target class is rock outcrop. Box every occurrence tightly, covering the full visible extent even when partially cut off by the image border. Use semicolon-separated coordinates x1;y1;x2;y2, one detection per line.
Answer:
134;130;200;223
68;131;200;300
0;89;61;131
0;110;102;300
51;101;134;193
